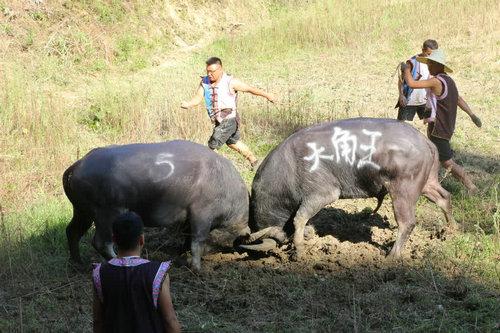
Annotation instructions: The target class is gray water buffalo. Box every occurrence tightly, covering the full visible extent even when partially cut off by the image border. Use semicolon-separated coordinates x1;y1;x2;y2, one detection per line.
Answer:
242;118;454;259
63;140;249;271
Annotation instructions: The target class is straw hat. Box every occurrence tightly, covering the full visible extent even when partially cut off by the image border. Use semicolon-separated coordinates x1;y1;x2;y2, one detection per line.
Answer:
416;49;453;73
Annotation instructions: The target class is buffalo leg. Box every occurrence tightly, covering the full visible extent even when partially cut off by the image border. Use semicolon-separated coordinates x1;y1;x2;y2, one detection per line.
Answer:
293;190;340;260
188;209;212;272
292;215;309;260
190;240;204;272
66;207;92;263
93;209;122;259
423;183;455;228
388;192;418;258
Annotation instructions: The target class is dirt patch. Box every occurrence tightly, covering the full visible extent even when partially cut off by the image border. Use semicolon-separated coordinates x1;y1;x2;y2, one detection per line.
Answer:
144;198;452;277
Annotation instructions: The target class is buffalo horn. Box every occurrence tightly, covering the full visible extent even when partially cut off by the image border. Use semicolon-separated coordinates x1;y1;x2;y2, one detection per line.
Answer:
239;238;277;252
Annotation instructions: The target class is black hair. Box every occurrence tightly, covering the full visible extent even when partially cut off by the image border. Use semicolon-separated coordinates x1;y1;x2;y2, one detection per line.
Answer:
112;212;144;251
423;39;438;50
206;57;222;66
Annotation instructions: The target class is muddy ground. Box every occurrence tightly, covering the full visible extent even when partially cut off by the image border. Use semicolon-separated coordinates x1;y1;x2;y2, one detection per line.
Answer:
147;198;448;272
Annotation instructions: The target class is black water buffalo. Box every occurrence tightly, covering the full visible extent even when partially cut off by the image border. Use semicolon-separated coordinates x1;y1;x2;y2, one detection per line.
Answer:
241;118;454;259
63;140;249;271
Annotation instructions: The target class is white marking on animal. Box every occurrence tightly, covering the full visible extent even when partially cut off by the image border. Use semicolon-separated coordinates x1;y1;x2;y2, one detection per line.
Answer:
303;126;383;171
331;127;357;166
303;142;334;172
154;153;174;181
357;129;381;170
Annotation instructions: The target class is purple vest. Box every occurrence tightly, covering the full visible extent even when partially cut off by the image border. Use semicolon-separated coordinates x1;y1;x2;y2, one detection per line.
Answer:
427;74;458;140
92;257;171;333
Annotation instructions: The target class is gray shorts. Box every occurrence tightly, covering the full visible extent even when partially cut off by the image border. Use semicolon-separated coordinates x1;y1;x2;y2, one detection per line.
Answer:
208;118;240;149
397;104;429;121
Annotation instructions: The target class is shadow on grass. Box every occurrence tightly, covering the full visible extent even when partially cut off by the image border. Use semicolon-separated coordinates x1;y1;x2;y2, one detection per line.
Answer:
454;150;499;174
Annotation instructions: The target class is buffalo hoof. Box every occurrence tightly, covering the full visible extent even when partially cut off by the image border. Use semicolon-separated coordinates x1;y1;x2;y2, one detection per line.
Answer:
304;226;317;241
290;249;306;262
191;262;202;274
386;251;406;265
187;264;204;276
185;257;203;275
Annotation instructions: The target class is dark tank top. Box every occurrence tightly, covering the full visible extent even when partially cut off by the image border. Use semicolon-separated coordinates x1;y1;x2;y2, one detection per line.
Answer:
92;257;171;333
428;74;458;140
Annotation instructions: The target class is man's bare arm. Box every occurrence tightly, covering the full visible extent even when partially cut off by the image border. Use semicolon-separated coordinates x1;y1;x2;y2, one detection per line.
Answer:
93;288;105;333
403;64;442;95
181;85;204;109
158;275;181;333
397;64;412;107
231;79;275;103
458;95;482;127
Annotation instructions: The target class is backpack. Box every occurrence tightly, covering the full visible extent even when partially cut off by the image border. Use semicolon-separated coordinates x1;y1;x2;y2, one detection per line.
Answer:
402;56;419;99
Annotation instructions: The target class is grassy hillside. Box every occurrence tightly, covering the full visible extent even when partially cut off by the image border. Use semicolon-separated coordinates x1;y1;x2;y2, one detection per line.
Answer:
0;0;499;331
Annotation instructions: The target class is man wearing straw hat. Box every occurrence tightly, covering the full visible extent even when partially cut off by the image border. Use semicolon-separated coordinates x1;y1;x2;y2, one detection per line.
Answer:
403;49;481;193
181;57;275;170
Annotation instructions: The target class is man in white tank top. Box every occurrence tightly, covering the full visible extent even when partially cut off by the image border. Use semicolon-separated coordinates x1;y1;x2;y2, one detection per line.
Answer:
181;57;275;170
396;39;439;122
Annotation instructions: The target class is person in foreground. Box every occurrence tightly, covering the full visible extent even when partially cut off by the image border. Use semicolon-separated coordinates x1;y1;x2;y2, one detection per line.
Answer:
403;49;481;193
181;56;275;170
92;212;181;333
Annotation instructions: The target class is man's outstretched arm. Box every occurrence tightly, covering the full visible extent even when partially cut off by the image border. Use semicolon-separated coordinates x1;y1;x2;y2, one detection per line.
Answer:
181;85;204;109
231;79;275;103
458;95;482;127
